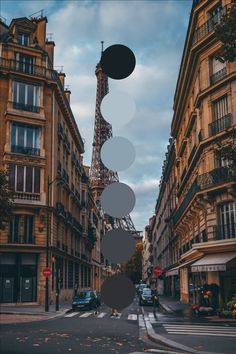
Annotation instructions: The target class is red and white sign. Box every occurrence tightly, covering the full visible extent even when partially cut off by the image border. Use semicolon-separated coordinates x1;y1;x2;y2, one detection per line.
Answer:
153;266;163;277
43;267;52;277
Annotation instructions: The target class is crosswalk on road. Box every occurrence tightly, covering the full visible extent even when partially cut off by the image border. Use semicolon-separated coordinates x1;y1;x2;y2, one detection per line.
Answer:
64;311;138;321
163;324;236;337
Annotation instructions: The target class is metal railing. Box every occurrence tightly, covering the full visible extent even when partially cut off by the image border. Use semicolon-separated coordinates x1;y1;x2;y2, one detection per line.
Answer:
13;101;40;113
8;234;35;244
210;67;227;85
192;6;227;45
213;223;236;240
11;145;40;156
208;113;232;136
197;166;235;190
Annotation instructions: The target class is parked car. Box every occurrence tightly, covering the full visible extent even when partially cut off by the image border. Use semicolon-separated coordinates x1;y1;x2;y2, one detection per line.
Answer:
72;290;100;311
139;288;156;306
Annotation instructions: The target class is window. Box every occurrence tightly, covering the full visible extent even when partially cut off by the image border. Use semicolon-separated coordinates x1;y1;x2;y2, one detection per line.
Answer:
16;53;35;74
13;81;40;113
213;96;228;120
215;148;233;168
210;57;226;84
219;202;236;239
11;123;40;155
68;261;74;288
9;215;34;243
9;165;40;193
17;32;29;46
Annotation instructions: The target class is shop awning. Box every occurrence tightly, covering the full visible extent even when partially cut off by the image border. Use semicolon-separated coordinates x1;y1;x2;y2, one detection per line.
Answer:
191;252;236;272
165;258;201;277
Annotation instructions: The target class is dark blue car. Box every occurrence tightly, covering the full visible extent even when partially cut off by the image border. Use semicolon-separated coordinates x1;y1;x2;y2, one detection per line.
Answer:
72;290;100;311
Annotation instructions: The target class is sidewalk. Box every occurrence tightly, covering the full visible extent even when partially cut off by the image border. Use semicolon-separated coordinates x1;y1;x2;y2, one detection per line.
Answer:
0;302;71;318
158;295;192;317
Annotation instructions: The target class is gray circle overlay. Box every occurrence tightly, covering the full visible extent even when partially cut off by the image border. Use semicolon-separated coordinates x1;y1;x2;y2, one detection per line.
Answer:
101;274;136;310
101;228;135;263
100;90;136;128
100;182;136;218
101;136;136;172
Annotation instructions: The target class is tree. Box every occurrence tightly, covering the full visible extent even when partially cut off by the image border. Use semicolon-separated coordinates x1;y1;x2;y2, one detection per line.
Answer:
122;242;143;284
215;1;236;62
0;168;14;226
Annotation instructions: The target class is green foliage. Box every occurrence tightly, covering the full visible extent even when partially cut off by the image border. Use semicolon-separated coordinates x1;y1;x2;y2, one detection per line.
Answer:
123;243;143;283
86;223;97;251
215;2;236;62
220;310;232;318
0;169;14;226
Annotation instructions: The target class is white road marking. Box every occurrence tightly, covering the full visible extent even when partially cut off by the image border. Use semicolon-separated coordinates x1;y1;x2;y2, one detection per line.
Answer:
97;312;106;318
128;314;138;321
138;314;146;329
79;312;93;317
64;312;79;318
164;324;236;337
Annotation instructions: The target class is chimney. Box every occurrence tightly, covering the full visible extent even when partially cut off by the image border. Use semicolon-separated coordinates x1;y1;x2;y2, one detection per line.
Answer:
64;89;71;103
45;40;55;66
34;17;47;49
58;72;66;88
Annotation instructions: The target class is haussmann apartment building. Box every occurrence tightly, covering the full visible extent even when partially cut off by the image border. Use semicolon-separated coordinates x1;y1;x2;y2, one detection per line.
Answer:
149;0;236;305
0;15;103;305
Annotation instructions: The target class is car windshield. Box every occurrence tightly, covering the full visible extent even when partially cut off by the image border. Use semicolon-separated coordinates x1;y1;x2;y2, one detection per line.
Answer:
75;291;91;299
143;289;152;294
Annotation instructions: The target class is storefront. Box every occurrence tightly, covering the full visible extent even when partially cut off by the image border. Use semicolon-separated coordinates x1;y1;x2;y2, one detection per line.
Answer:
191;252;236;306
0;253;38;303
165;267;180;298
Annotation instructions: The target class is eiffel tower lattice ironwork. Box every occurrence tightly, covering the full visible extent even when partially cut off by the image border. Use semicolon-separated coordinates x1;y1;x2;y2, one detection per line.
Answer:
90;44;136;233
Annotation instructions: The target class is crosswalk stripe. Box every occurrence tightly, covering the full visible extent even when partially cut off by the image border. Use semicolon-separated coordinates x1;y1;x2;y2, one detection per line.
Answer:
138;314;146;329
166;331;236;338
164;327;236;333
64;312;79;318
79;312;93;317
97;312;106;318
128;314;138;321
164;325;236;330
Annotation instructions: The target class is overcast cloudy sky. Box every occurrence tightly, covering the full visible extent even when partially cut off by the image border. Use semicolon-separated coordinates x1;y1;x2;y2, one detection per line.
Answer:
2;0;192;232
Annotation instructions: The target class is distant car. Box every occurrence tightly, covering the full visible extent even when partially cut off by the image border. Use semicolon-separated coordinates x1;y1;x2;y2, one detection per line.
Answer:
72;290;100;311
137;284;147;295
139;288;155;306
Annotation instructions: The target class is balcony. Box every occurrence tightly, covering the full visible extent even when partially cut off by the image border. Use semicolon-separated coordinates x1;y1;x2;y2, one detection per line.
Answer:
56;202;66;218
213;223;236;240
14;192;40;202
57;161;62;175
58;123;64;141
192;6;227;45
210;67;227;85
174;167;236;224
208;113;232;136
8;234;35;244
13;102;40;113
62;169;69;184
197;166;236;190
11;145;40;156
63;134;71;153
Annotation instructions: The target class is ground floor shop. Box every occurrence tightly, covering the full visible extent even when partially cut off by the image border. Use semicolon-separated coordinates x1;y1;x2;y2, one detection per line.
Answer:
179;252;236;306
0;252;98;304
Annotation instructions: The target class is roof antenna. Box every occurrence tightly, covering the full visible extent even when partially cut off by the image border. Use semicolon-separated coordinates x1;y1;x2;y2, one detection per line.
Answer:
101;41;104;54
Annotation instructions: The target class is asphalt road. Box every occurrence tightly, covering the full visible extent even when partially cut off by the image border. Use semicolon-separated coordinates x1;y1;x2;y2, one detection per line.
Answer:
1;297;236;354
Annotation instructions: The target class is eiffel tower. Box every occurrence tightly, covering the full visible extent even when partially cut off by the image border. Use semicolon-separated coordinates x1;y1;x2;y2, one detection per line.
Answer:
90;42;137;233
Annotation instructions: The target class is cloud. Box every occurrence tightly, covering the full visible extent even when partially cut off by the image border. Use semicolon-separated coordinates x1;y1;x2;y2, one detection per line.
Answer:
3;0;192;231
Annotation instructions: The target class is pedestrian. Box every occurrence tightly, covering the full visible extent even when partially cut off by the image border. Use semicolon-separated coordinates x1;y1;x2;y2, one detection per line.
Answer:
152;288;159;313
110;308;119;317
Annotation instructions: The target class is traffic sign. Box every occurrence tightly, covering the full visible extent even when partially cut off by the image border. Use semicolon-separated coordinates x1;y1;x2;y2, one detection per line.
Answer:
153;266;163;277
43;267;52;277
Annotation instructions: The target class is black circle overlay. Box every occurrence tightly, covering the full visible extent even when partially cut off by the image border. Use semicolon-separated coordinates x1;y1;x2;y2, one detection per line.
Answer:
101;274;136;310
101;44;136;80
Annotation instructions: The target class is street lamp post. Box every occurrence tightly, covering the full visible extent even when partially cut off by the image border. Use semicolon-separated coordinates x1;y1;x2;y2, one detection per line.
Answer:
45;176;63;312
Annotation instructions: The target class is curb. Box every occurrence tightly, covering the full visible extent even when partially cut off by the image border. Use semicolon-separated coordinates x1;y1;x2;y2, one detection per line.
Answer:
0;308;70;320
159;302;174;314
142;311;224;354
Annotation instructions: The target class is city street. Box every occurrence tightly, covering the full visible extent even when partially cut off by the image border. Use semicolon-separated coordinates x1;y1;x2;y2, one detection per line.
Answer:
1;296;236;354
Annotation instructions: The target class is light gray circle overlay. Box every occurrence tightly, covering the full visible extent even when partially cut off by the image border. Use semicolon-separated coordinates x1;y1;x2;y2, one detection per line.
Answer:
101;136;135;172
101;182;136;218
101;228;135;263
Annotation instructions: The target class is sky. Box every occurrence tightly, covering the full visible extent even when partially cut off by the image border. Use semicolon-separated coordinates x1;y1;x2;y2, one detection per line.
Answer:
1;0;193;232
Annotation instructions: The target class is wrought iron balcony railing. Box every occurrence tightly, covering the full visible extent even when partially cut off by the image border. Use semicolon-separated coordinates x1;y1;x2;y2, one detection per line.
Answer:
213;223;236;240
8;234;35;244
174;167;236;224
13;101;40;113
11;145;40;156
210;67;227;85
192;6;227;45
208;113;232;137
